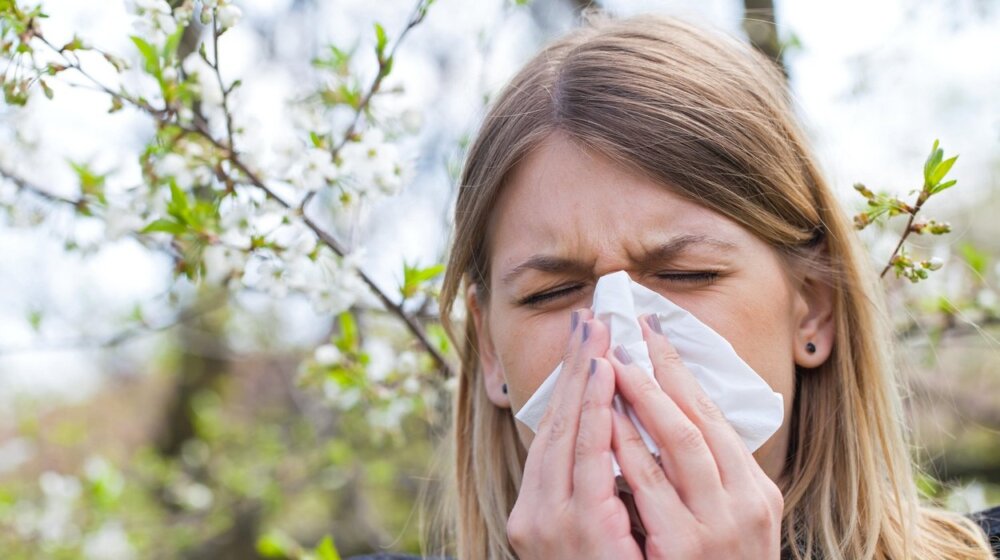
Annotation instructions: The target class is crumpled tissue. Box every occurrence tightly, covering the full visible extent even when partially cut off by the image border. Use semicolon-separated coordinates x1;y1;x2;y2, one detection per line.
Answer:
514;270;784;475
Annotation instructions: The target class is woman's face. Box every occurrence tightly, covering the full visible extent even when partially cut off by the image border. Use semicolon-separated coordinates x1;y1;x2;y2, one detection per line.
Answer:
467;132;834;481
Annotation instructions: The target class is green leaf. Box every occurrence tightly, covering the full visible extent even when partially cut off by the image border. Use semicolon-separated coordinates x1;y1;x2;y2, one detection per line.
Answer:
335;311;358;353
164;22;186;62
130;35;161;76
39;79;53;100
27;309;43;332
928;155;957;187
69;161;107;202
255;531;298;558
314;536;341;560
374;22;388;60
168;180;191;219
923;139;941;181
930;179;957;195
140;218;186;235
60;36;85;52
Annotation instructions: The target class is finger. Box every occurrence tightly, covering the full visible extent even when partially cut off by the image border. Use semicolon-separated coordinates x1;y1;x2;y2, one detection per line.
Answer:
571;357;616;505
638;313;754;491
520;308;593;492
535;315;611;498
608;344;725;512
611;406;691;535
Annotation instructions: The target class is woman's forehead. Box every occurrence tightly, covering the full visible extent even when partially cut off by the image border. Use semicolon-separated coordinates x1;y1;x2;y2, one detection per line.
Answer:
485;134;749;266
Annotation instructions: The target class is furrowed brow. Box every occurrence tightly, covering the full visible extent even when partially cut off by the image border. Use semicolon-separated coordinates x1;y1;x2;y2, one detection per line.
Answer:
500;255;591;287
636;234;737;267
499;234;737;287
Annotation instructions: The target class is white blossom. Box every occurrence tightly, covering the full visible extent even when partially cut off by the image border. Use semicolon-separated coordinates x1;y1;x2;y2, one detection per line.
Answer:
289;147;340;191
217;4;242;28
202;244;246;286
402;376;420;394
176;482;214;511
104;203;146;241
397;351;419;375
314;343;342;366
338;129;405;197
161;66;178;83
83;521;135;560
36;471;82;543
0;437;34;474
155;153;194;189
323;383;361;409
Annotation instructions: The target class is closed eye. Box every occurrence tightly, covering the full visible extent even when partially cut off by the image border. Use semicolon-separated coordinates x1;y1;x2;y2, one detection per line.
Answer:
517;272;719;307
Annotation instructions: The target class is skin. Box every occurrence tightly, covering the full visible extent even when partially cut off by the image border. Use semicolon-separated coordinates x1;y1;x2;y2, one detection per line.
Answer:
466;132;835;558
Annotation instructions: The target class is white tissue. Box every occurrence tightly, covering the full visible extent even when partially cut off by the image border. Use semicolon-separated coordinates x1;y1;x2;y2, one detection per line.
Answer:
514;270;784;473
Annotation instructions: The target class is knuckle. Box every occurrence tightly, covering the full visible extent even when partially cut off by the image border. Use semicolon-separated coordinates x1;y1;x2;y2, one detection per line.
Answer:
656;343;686;369
579;395;603;416
694;392;725;423
638;456;668;486
749;501;774;531
635;376;662;399
621;425;647;449
546;414;569;443
764;481;785;515
669;421;706;452
506;510;535;547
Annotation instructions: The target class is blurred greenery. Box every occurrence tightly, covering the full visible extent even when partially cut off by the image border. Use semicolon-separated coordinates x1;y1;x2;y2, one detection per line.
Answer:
1;0;999;559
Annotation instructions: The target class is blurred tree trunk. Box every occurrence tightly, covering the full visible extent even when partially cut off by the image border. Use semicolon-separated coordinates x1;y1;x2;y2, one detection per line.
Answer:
742;0;789;79
154;287;231;456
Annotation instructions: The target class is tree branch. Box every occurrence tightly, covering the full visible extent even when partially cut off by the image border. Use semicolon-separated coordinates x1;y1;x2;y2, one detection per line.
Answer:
27;2;454;378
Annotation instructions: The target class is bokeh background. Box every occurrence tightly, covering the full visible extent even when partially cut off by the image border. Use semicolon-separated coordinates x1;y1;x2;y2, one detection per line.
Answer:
1;0;999;558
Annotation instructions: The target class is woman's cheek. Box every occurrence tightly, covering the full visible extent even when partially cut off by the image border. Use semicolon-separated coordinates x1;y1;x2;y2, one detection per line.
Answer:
502;314;571;406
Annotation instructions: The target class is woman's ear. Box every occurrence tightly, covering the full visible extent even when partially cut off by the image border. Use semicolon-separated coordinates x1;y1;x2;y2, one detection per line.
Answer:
466;283;511;409
792;268;835;369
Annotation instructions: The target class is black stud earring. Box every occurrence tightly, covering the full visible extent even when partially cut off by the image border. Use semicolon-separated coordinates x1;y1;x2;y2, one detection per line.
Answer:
502;383;508;395
806;342;816;354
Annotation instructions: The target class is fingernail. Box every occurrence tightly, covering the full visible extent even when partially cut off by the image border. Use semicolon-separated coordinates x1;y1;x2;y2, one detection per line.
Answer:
582;321;590;342
570;310;579;332
589;358;597;376
613;345;632;364
645;314;662;334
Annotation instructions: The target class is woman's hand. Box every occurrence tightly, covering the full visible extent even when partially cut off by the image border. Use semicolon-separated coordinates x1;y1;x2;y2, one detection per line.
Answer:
606;313;784;559
507;309;644;560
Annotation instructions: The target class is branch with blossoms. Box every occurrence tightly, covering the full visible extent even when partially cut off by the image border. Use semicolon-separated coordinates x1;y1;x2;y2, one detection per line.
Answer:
0;0;453;382
853;139;958;283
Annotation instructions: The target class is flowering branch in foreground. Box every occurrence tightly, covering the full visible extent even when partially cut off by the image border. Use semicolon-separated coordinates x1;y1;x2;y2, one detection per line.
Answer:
853;139;958;283
1;0;453;379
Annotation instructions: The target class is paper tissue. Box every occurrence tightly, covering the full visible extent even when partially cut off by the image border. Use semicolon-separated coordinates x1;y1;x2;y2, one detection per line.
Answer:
514;270;784;473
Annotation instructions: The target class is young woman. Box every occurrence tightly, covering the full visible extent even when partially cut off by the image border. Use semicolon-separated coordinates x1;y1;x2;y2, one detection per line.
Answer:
431;13;999;560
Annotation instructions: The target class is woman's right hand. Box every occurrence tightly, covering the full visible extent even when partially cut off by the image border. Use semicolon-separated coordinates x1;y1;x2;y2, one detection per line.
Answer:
506;309;643;560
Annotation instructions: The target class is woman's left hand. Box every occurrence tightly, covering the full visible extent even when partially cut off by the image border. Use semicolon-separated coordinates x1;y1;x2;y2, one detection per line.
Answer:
604;313;784;559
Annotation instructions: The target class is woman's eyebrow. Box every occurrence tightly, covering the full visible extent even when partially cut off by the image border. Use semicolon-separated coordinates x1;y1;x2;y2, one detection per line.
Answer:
500;234;737;287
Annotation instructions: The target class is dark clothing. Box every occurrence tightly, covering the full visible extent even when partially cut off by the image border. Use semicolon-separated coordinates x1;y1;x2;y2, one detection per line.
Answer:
349;505;1000;559
973;504;1000;558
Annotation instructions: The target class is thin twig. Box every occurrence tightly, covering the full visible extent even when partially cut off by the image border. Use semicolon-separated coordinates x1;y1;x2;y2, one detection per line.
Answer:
0;165;84;207
880;192;928;278
328;0;431;161
26;6;453;377
209;14;236;153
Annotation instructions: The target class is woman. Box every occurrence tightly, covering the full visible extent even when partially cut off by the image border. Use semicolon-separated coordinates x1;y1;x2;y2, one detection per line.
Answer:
432;13;999;560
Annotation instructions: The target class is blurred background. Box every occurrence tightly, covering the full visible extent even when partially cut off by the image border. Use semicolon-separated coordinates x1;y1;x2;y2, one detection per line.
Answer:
0;0;998;558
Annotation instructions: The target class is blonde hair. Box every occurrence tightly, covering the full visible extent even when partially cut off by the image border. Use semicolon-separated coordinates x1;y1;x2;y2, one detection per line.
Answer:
434;14;992;560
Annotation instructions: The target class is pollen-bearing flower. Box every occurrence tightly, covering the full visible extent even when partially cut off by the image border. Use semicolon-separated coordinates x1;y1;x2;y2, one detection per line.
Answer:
217;3;242;29
338;129;406;198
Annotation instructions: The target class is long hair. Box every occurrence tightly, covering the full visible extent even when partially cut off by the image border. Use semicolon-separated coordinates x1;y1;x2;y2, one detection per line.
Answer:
434;14;992;560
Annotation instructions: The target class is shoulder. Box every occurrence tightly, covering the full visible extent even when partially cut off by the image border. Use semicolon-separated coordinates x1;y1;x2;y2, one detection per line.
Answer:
970;505;1000;558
